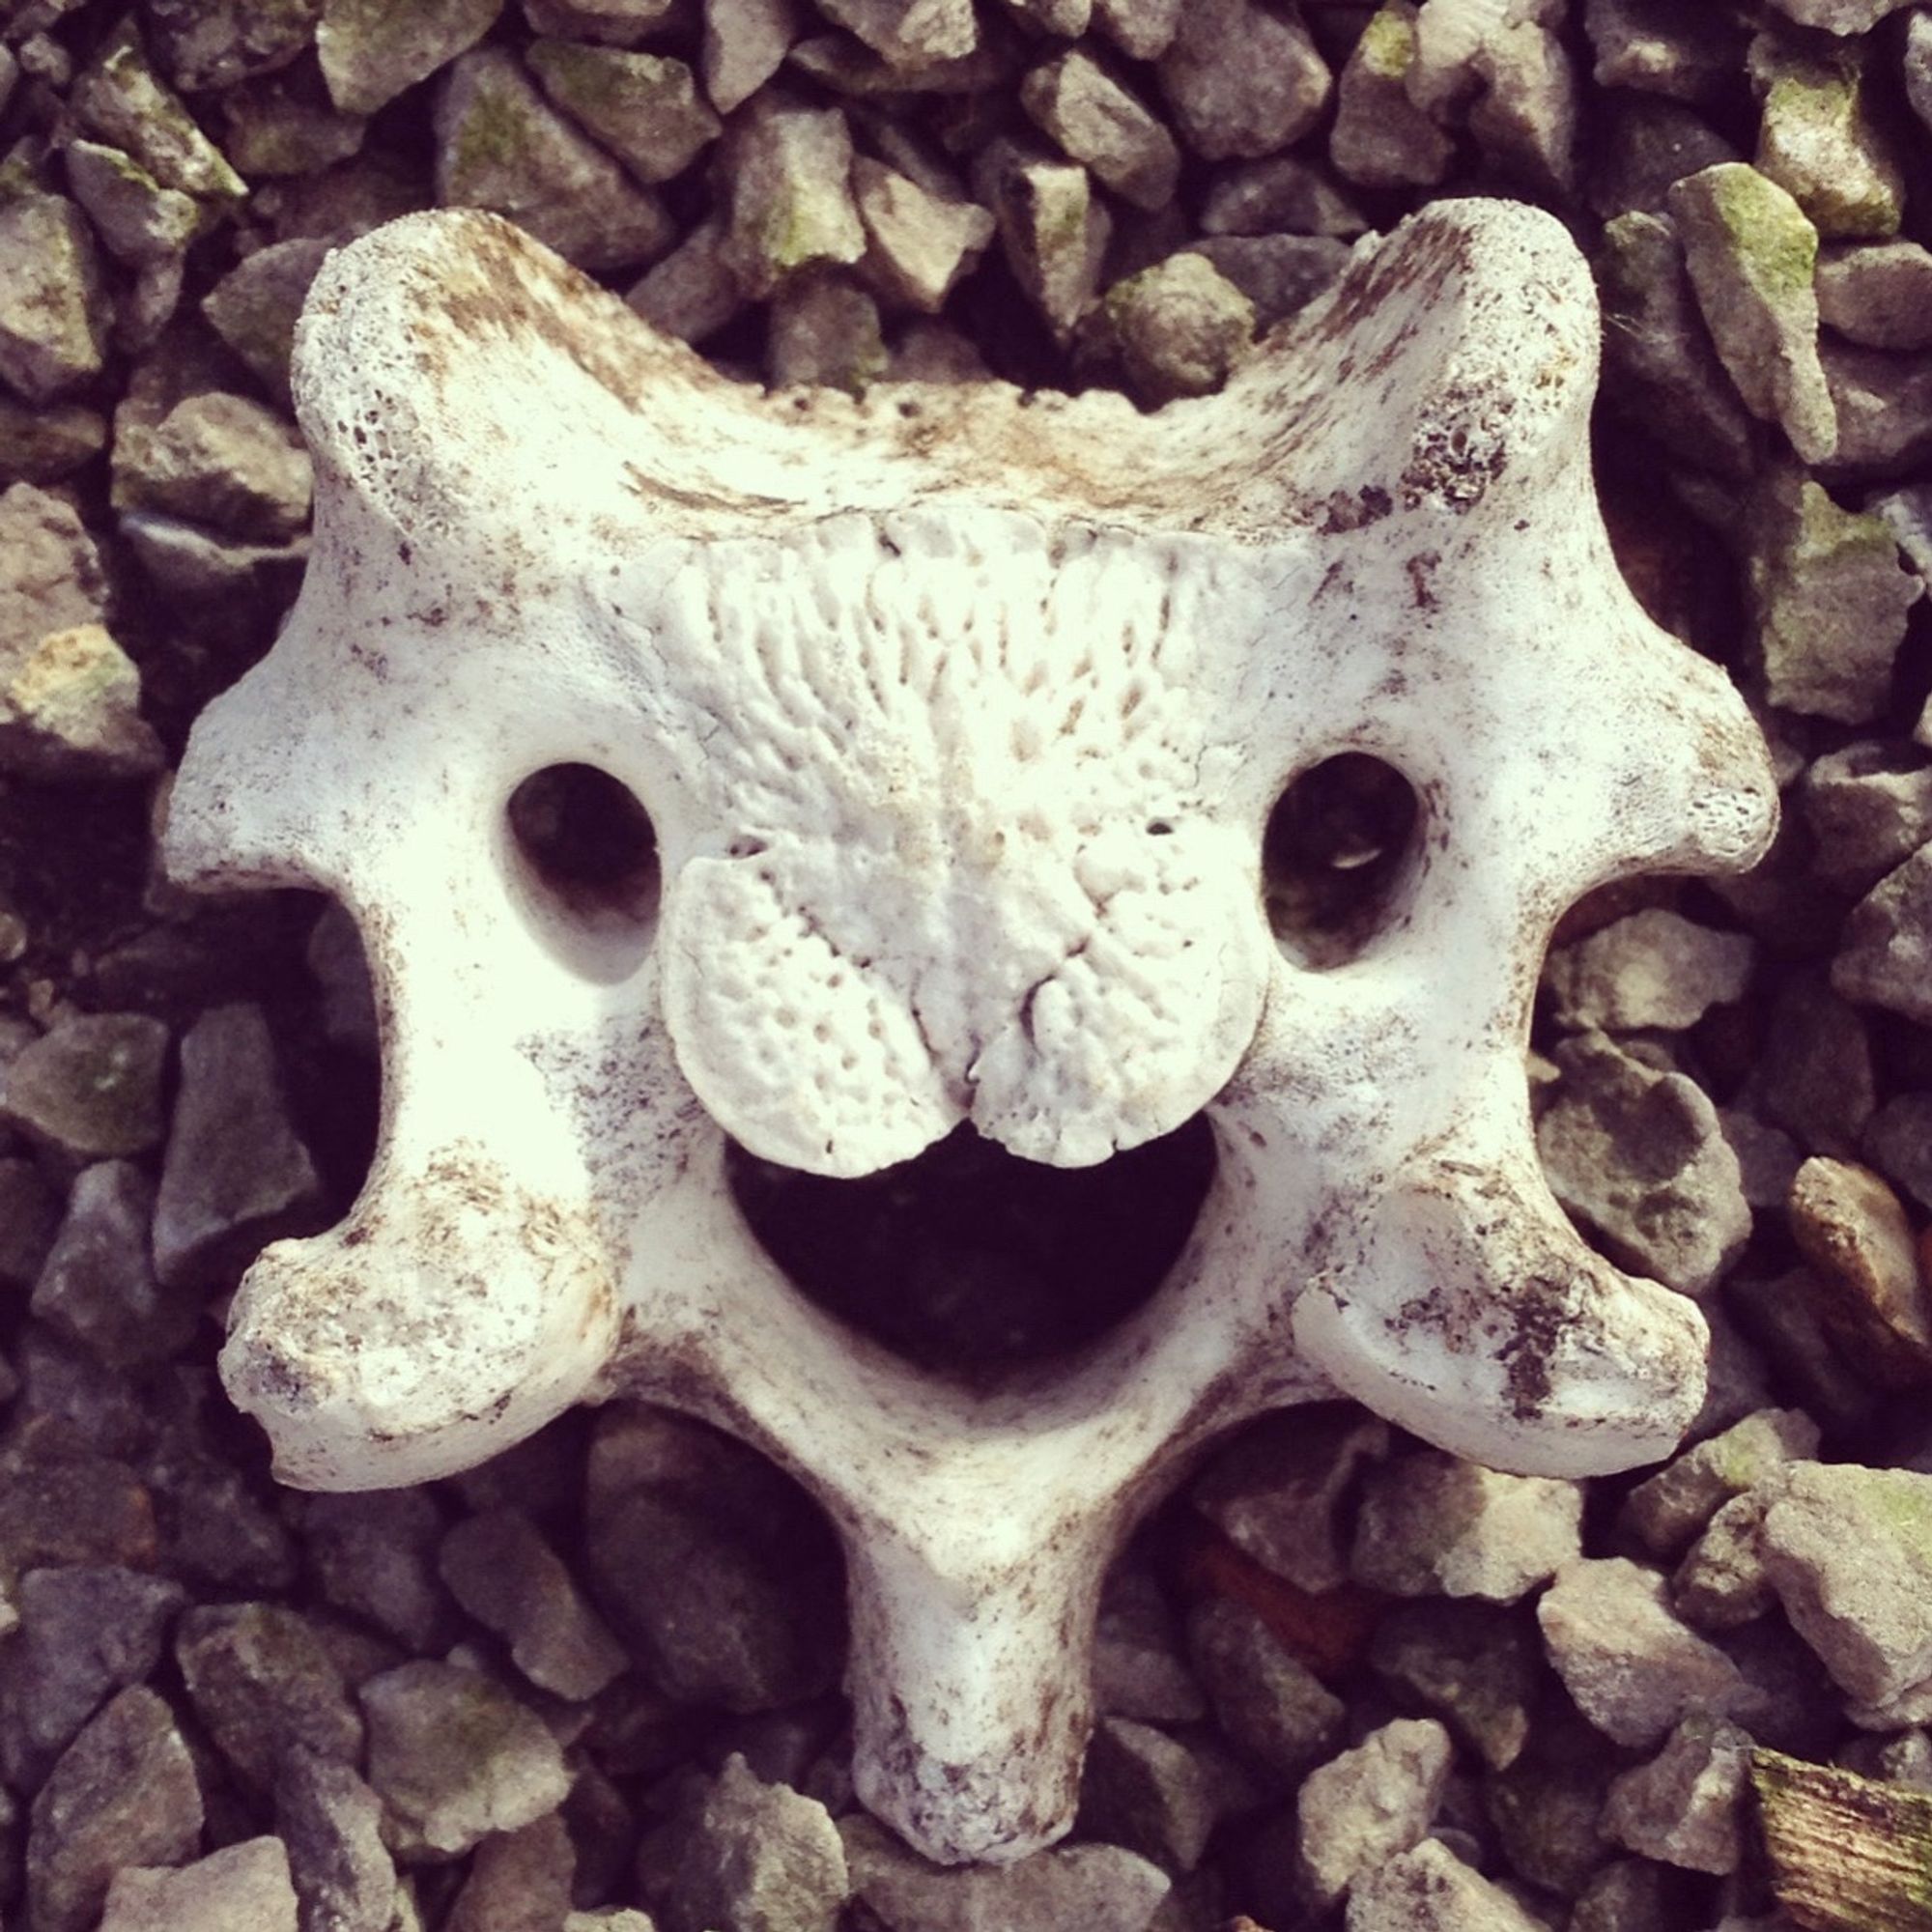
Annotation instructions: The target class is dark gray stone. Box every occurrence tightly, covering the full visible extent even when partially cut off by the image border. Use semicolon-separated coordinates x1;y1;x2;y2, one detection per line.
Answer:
660;1755;846;1932
1369;1601;1542;1772
35;1160;199;1367
99;1837;299;1932
1186;1596;1344;1781
302;1488;449;1652
276;1747;397;1932
2;1012;168;1165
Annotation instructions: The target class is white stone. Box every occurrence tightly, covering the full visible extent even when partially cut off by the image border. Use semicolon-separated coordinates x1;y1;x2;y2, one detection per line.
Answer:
164;202;1776;1865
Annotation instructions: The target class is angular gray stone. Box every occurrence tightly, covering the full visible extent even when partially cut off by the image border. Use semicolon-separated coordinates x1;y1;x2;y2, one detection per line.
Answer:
852;156;993;314
447;1810;576;1932
701;0;800;115
818;0;974;66
0;192;108;403
1076;1716;1221;1873
625;216;744;345
361;1661;572;1859
440;1506;628;1703
1101;252;1253;405
718;93;864;299
1536;1029;1749;1298
1753;971;1874;1158
1350;1449;1580;1604
1186;1595;1345;1779
2;1013;168;1164
1752;34;1902;242
153;1002;324;1289
0;1564;185;1788
1093;0;1181;60
176;1602;363;1794
1758;1462;1932;1705
974;138;1109;346
1368;1600;1540;1772
218;72;368;179
1538;1556;1756;1748
1583;0;1743;102
71;18;245;207
0;481;107;647
26;1686;205;1932
318;0;504;115
1834;845;1932;1027
0;399;107;485
1787;1155;1932;1388
1767;0;1914;25
1346;1839;1546;1932
0;614;163;781
1823;337;1932;472
113;392;313;542
1601;1716;1750;1874
1818;242;1932;351
144;0;322;92
1668;162;1835;464
1867;1093;1932;1216
276;1748;397;1932
201;237;333;399
841;1812;1169;1931
1190;1405;1388;1595
766;271;886;394
526;0;677;41
1589;96;1740;221
1546;908;1753;1033
1802;742;1932;892
1021;49;1179;213
1091;1563;1204;1724
35;1160;198;1368
64;143;201;270
436;47;672;273
1184;234;1349;329
1156;0;1330;160
99;1837;299;1932
302;1488;449;1652
1199;155;1367;239
526;43;721;185
661;1756;846;1932
1330;1;1454;189
1620;1407;1820;1559
1296;1718;1453;1910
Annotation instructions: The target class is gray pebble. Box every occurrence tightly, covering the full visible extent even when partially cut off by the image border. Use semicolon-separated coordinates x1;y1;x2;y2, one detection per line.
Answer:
446;1810;576;1932
99;1837;299;1932
302;1489;449;1653
718;92;864;299
1801;741;1932;893
1077;1716;1223;1873
35;1160;197;1368
1156;0;1330;161
1022;49;1179;213
113;392;313;542
526;43;721;185
1546;907;1752;1033
1834;844;1932;1027
1604;1716;1751;1873
1296;1717;1453;1910
0;193;107;404
660;1754;846;1932
2;1012;169;1166
1330;2;1453;190
1346;1838;1548;1932
701;0;800;116
1865;1092;1932;1214
317;0;503;116
1186;1595;1344;1780
1620;1407;1820;1559
1818;240;1932;351
1369;1601;1542;1772
275;1747;397;1932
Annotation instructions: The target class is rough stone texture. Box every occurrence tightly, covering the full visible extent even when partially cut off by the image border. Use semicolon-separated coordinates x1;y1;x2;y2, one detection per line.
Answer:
0;480;109;645
1786;1157;1932;1388
1101;253;1254;405
526;43;721;186
276;1747;397;1932
766;273;887;395
1296;1718;1453;1909
1537;1556;1756;1748
360;1661;571;1859
1742;468;1920;724
526;0;676;40
113;392;313;542
817;0;974;66
1199;156;1366;240
1668;162;1835;464
0;620;164;781
1345;1838;1548;1932
1190;1406;1387;1595
35;1160;197;1368
1752;972;1874;1157
1369;1601;1541;1771
718;93;864;299
446;1810;576;1932
1187;1596;1345;1779
64;142;200;270
1155;0;1330;161
1;1013;168;1164
71;18;246;204
1817;242;1932;351
701;0;799;115
1075;1715;1221;1872
1584;0;1742;101
99;1838;300;1932
1545;908;1753;1032
626;216;744;345
1752;37;1902;241
974;138;1109;343
1822;336;1932;472
852;156;994;315
1331;2;1453;190
841;1812;1170;1930
303;1490;448;1652
1758;1462;1932;1706
1601;1716;1751;1873
661;1756;847;1932
26;1686;205;1932
1621;1407;1820;1558
1834;846;1932;1027
1868;1093;1932;1216
1021;49;1178;213
439;1506;628;1702
436;47;671;273
1093;0;1180;60
176;1602;363;1793
1537;1029;1749;1298
317;0;503;115
1768;0;1915;25
0;192;108;404
1351;1450;1580;1603
0;400;108;485
1802;742;1932;891
1184;234;1349;330
1091;1564;1203;1724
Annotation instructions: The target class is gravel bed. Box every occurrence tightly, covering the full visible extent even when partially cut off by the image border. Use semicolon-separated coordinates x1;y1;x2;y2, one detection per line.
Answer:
1;0;1931;1928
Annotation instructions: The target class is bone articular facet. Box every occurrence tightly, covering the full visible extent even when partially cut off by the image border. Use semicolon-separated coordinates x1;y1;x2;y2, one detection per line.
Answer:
164;200;1777;1864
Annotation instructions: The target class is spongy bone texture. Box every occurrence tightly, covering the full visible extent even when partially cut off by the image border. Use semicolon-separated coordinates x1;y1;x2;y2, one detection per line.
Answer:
164;203;1777;1866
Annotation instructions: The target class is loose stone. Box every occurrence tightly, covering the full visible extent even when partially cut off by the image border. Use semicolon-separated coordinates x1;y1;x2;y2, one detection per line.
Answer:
766;272;887;395
71;19;245;209
435;47;672;272
974;139;1109;345
1;1013;168;1164
0;621;164;781
1350;1449;1580;1603
1583;0;1744;102
317;0;504;116
626;217;743;345
1537;1556;1756;1748
1802;742;1932;891
1185;235;1350;329
0;400;107;485
526;43;721;185
0;192;108;403
1369;1602;1540;1773
1765;0;1916;25
302;1489;449;1653
817;0;974;67
34;1160;196;1368
217;72;367;179
1822;338;1932;471
360;1660;572;1859
99;1838;299;1932
1156;0;1331;161
1330;2;1454;189
1817;242;1932;351
1345;1838;1548;1932
1101;253;1254;405
660;1756;846;1932
1092;0;1181;60
1601;1716;1751;1873
1867;1094;1932;1215
26;1686;204;1932
1076;1716;1222;1872
200;238;332;398
63;143;201;269
1833;846;1932;1027
112;391;313;542
1752;37;1903;241
1620;1407;1820;1559
525;0;678;41
275;1748;397;1932
1021;49;1179;213
1786;1157;1932;1388
1187;1595;1346;1779
446;1811;576;1932
1751;971;1874;1157
701;0;800;115
1199;156;1367;239
1092;1563;1205;1723
1296;1718;1453;1910
718;94;865;299
1667;162;1836;465
852;156;994;314
1545;907;1753;1033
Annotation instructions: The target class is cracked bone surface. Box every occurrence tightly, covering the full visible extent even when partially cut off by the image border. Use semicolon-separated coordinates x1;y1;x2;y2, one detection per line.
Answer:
164;201;1777;1865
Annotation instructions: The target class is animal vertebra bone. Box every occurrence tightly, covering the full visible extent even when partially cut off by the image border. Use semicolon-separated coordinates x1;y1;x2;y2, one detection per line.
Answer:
165;200;1776;1864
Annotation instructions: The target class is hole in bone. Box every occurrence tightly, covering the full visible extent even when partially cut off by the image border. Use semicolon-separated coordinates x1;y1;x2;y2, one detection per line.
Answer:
1264;752;1421;968
725;1114;1218;1384
505;763;659;980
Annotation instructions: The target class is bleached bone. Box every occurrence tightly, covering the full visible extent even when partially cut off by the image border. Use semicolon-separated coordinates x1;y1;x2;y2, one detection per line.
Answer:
165;201;1776;1864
